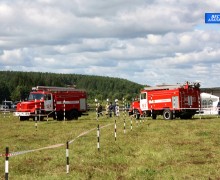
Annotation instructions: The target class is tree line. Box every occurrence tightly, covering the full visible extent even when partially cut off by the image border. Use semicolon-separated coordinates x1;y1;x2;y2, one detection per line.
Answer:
0;71;144;103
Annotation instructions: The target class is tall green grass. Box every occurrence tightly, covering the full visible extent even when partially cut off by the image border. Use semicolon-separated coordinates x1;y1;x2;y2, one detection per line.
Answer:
0;112;220;179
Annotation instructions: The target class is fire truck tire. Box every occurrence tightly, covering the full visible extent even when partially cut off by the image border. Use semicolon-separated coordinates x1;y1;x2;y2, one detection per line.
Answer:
67;110;78;120
37;116;44;121
163;109;173;120
19;116;29;121
152;114;157;120
134;110;140;119
57;112;64;121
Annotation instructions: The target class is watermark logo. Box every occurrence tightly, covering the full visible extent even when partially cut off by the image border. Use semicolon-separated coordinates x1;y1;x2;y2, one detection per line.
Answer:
205;13;220;23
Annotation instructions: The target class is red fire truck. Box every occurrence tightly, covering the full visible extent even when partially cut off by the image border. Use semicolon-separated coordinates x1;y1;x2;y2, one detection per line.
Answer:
14;86;88;121
129;82;201;120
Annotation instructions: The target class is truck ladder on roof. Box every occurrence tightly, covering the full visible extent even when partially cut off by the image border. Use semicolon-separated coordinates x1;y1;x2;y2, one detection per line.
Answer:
144;82;200;91
144;85;183;91
33;86;81;92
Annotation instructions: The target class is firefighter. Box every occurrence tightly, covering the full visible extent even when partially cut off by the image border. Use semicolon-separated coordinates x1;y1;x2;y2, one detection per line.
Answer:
217;102;220;115
115;102;119;116
97;103;103;117
114;99;119;116
108;102;114;117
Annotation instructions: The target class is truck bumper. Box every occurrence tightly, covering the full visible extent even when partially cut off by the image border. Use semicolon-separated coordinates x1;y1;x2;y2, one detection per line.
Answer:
13;112;31;116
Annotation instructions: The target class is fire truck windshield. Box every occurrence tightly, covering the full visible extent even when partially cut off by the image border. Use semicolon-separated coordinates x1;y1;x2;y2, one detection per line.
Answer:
28;93;45;100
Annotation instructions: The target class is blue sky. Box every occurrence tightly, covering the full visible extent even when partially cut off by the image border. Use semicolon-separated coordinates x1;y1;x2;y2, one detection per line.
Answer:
0;0;220;87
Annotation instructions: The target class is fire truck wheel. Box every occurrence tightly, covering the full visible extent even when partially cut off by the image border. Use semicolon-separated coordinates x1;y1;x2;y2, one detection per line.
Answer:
135;114;140;119
37;116;44;121
68;110;78;120
19;116;29;121
152;114;157;120
57;113;64;121
163;109;173;120
134;110;140;119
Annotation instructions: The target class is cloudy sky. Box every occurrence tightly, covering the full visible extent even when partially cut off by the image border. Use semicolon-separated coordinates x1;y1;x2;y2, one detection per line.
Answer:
0;0;220;87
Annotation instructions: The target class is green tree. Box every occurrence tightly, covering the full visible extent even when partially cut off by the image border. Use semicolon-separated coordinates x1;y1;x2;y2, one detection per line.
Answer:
10;85;30;101
0;82;10;101
0;71;143;102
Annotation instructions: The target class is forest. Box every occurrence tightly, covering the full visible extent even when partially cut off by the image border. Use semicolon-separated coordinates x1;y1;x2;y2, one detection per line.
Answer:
0;71;144;103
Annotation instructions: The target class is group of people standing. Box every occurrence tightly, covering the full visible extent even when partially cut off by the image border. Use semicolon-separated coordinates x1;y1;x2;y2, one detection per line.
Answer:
97;101;119;117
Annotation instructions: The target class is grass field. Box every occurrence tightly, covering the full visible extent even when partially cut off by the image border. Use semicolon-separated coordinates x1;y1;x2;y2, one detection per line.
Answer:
0;112;220;180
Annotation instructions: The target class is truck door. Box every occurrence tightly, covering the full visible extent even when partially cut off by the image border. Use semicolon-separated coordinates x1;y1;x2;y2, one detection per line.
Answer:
80;98;86;110
44;94;53;111
140;92;148;111
172;96;179;109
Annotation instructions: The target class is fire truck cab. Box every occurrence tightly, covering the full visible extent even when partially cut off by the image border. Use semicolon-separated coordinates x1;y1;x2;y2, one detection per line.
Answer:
130;82;201;120
14;86;88;121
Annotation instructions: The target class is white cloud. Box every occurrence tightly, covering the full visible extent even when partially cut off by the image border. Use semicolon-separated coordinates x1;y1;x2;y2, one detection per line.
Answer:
0;4;13;18
0;0;219;87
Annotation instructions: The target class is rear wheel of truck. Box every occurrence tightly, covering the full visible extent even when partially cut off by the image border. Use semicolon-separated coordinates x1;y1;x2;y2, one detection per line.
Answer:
152;113;157;120
37;116;44;121
163;109;173;120
67;110;78;120
57;112;64;121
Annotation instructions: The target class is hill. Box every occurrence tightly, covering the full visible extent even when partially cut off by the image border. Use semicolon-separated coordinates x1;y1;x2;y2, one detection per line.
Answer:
0;71;143;102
